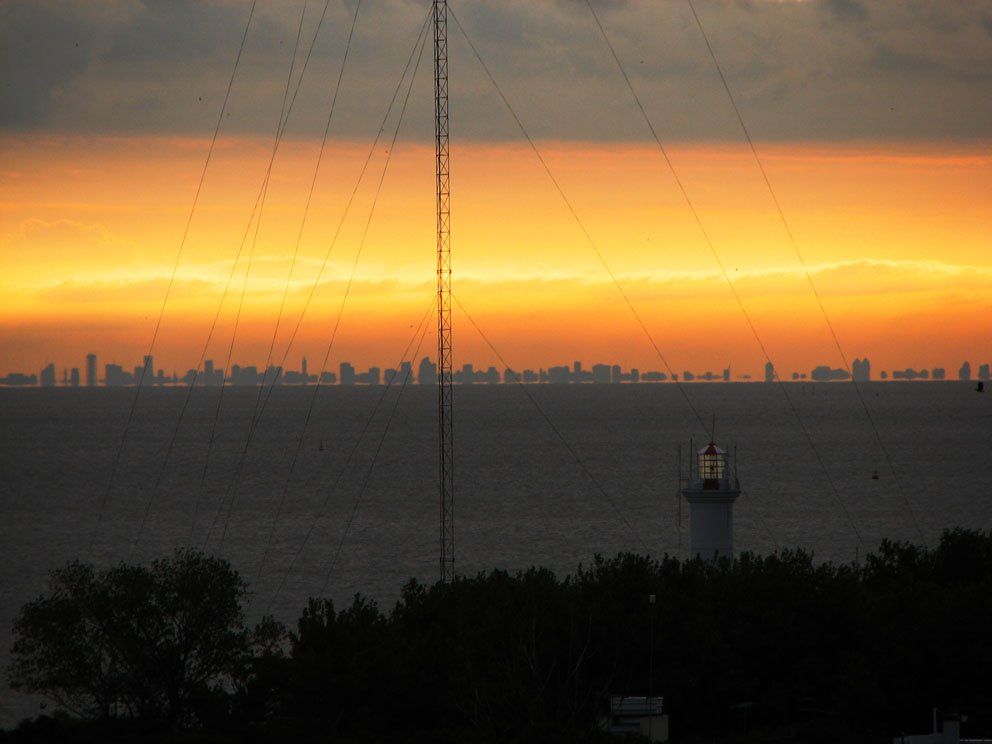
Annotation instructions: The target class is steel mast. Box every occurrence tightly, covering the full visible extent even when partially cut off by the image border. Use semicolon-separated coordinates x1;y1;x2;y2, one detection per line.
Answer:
434;0;454;584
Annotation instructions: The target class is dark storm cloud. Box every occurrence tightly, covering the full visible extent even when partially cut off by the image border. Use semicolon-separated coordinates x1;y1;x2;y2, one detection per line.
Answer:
1;0;989;142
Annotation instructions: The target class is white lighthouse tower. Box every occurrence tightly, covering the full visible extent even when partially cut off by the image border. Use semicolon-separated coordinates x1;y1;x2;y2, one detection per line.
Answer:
681;441;741;559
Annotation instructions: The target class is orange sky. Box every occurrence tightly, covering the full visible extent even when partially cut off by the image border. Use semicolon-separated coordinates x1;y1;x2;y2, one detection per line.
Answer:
1;133;990;379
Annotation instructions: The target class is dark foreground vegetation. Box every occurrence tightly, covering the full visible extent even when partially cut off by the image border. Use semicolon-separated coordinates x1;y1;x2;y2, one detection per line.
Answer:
4;529;992;743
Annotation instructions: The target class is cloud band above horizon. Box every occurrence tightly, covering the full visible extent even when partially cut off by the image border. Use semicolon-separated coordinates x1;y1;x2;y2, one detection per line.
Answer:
2;0;991;142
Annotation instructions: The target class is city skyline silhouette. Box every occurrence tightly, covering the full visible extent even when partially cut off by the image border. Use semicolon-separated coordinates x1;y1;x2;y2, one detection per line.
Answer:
1;3;989;391
4;350;990;388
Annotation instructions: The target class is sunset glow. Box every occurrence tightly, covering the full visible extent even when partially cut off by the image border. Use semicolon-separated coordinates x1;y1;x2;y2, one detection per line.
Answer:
2;134;989;378
2;1;990;382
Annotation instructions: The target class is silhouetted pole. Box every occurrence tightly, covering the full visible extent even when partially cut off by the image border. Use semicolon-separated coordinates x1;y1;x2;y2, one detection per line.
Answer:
648;592;656;739
434;0;454;584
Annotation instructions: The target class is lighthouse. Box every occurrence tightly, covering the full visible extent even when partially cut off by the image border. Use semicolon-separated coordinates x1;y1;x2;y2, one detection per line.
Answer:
681;441;741;559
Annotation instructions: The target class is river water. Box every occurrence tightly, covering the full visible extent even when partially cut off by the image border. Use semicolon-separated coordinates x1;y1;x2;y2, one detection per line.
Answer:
2;382;990;726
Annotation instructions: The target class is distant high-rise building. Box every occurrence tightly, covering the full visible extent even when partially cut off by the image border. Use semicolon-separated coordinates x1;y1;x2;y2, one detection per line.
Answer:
812;365;850;382
979;364;991;382
231;365;260;386
70;368;80;387
418;357;437;385
263;365;283;386
959;361;971;380
3;372;37;386
399;361;413;384
547;366;570;384
40;363;56;388
105;363;133;387
86;353;97;387
340;362;356;386
591;364;611;384
764;362;775;383
852;357;871;382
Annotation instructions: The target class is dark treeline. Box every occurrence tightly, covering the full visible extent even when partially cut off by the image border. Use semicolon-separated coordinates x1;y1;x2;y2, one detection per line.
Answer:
4;529;991;743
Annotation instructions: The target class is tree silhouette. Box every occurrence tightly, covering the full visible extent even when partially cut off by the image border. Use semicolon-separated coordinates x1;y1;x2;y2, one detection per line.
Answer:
6;531;992;741
8;550;255;727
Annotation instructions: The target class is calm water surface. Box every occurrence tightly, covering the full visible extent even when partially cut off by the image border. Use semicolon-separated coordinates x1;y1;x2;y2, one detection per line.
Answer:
2;382;990;725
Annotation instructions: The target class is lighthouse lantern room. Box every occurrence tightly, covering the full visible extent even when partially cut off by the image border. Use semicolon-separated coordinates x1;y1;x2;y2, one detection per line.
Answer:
681;441;741;559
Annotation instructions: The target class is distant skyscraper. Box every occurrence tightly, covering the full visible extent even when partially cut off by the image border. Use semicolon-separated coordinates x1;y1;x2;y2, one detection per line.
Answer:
106;363;126;387
959;361;971;380
591;364;611;384
263;365;283;386
340;362;356;386
86;354;97;387
418;357;437;385
40;363;56;388
764;362;775;383
979;364;991;382
70;368;80;387
852;357;871;382
812;365;850;381
547;366;570;384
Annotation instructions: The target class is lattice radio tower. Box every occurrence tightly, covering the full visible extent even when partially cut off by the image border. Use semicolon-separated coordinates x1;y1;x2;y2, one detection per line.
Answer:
434;0;454;584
